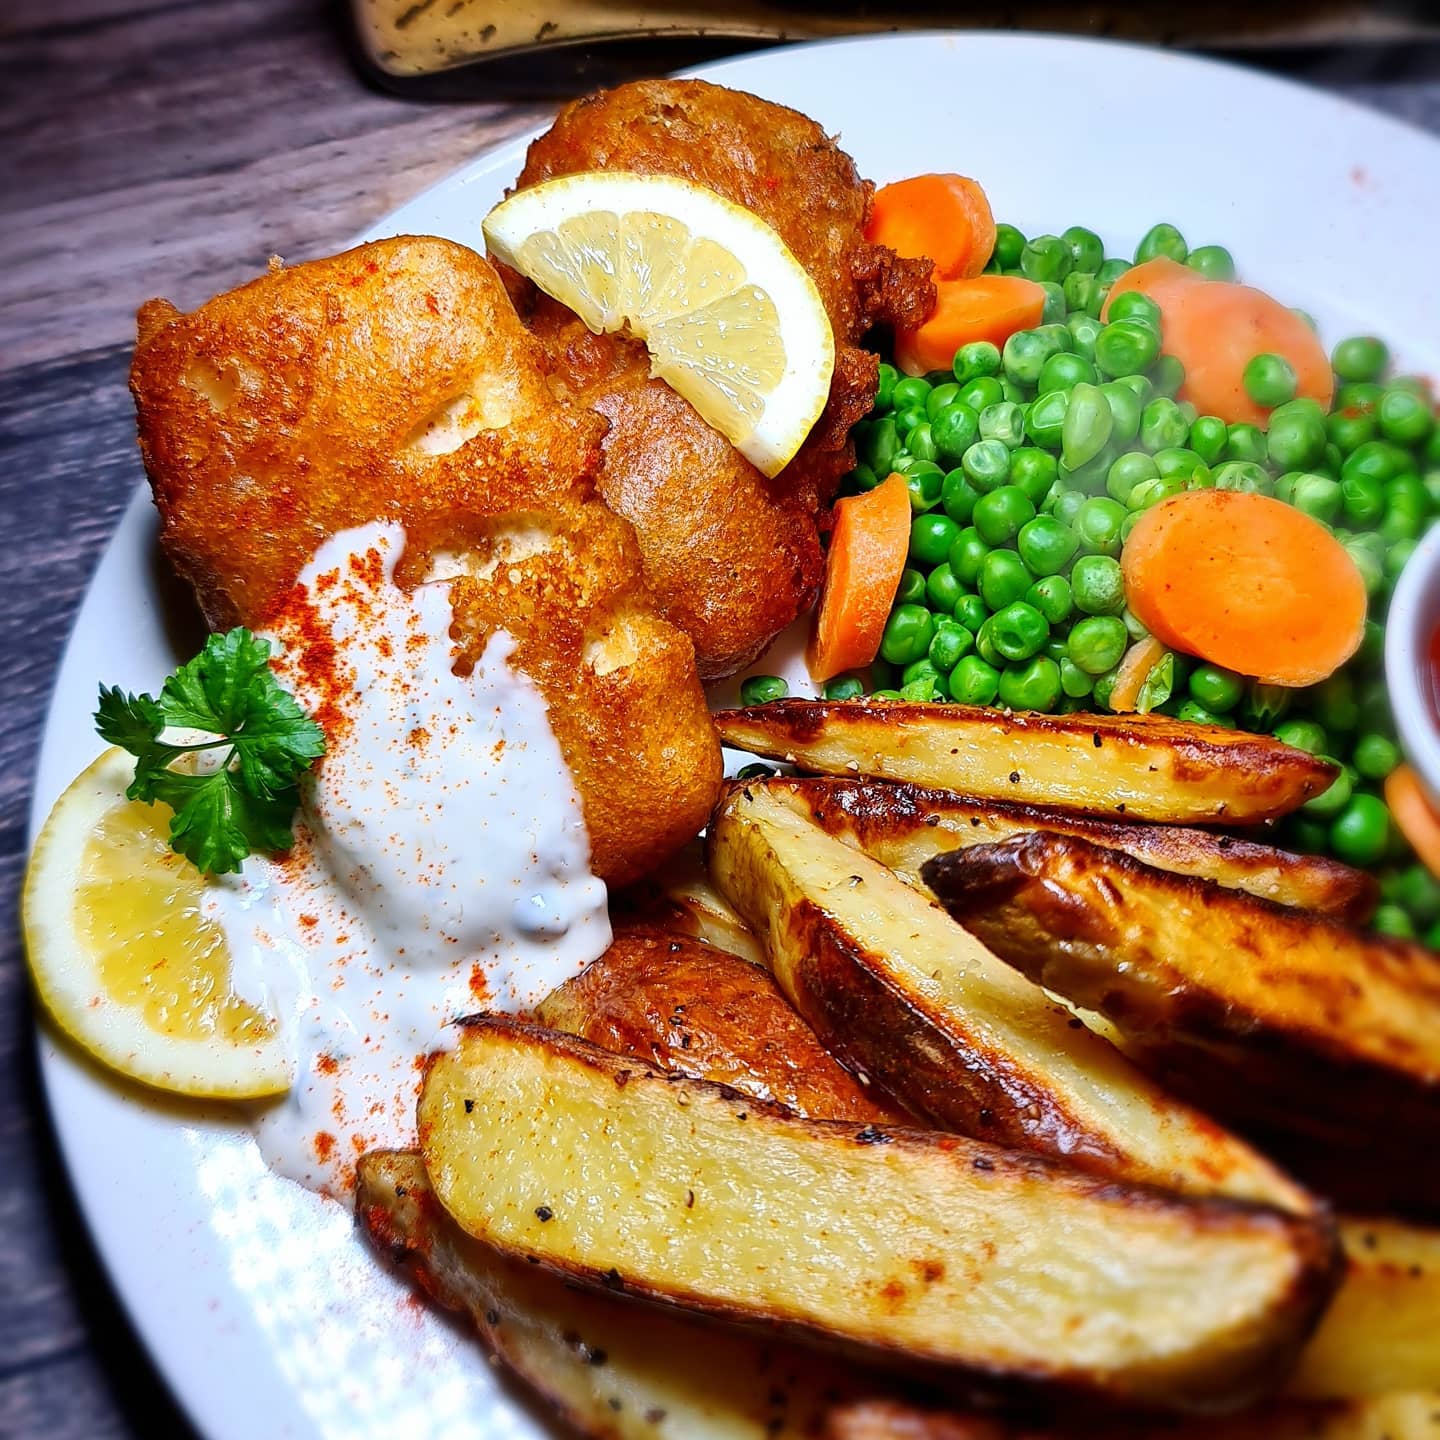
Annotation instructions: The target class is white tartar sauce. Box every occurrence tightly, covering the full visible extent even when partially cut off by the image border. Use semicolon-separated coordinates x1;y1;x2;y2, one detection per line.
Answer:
203;521;610;1196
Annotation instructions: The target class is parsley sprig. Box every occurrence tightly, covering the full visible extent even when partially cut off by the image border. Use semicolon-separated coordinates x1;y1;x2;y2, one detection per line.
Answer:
95;628;326;875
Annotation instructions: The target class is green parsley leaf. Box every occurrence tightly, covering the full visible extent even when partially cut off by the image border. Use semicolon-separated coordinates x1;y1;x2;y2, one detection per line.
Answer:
93;629;326;875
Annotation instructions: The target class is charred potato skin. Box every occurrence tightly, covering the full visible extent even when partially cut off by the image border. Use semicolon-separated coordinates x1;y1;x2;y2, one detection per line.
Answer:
535;926;904;1124
759;776;1377;924
923;833;1440;1214
713;702;1336;824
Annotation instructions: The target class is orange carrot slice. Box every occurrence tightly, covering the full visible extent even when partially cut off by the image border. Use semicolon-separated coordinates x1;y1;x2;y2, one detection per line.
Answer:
1100;255;1205;320
865;174;997;282
808;472;912;682
894;275;1046;377
1385;765;1440;881
1121;492;1367;687
1108;636;1169;713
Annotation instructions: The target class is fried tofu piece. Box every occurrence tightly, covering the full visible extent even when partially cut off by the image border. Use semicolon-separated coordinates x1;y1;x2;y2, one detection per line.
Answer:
129;236;720;884
510;79;935;678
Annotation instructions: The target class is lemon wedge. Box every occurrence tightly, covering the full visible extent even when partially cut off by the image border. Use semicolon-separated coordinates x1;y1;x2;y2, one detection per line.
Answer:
483;171;835;477
23;747;291;1098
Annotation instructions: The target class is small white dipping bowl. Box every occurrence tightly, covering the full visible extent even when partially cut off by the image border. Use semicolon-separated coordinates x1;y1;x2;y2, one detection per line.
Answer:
1385;522;1440;805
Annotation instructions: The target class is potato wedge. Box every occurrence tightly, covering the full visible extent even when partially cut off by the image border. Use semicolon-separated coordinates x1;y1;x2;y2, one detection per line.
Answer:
921;833;1440;1177
757;776;1376;923
1291;1218;1440;1398
357;1150;873;1438
706;784;1313;1212
613;838;766;965
824;1393;1440;1440
713;702;1335;824
536;926;904;1124
419;1016;1337;1413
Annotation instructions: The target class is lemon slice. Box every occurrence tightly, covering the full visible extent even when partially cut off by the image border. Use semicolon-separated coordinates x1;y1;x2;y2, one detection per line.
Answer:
22;747;291;1098
484;171;835;477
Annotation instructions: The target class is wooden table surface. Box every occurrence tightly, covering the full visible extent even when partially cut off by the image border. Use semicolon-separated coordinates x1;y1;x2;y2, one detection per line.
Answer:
2;5;1439;1436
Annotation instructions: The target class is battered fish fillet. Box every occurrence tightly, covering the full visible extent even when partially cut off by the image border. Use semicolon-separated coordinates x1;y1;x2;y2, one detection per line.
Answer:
508;79;935;680
130;236;721;886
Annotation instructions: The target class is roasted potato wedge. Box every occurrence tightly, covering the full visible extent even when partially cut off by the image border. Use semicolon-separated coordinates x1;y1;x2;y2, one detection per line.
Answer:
613;839;766;965
757;776;1376;923
419;1016;1337;1413
1290;1218;1440;1398
922;833;1440;1183
358;1150;873;1438
713;702;1335;824
706;784;1312;1212
824;1393;1440;1440
536;926;904;1124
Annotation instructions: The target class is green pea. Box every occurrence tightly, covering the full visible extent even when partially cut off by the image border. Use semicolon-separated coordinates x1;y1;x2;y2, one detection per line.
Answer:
956;375;1005;413
1057;656;1093;698
1053;489;1086;527
1134;223;1187;264
1061;225;1105;273
1129;475;1185;510
1113;372;1154;403
932;402;983;466
1004;328;1065;387
928;621;974;673
1313;672;1359;734
902;658;943;689
1242;352;1297;408
1343;439;1406;488
875;362;898;411
1062;270;1101;317
1065;312;1103;360
1094;319;1160;378
1374;904;1417;940
920;381;955;420
1000;655;1063;712
1097;257;1131;286
940;468;980;526
1020;234;1073;284
859;416;899;475
1332;336;1389;384
1290;473;1343;525
990;601;1050;662
894;567;927;607
1394;865;1440;925
1016;515;1078;577
1099;381;1143;444
948;654;1000;706
1038;351;1097;395
1028;574;1074;626
738;674;787;705
1176;700;1236;728
1330;792;1391;867
1267;403;1328;471
953;342;1002;387
1242;681;1293;731
980;401;1028;450
1357;620;1389;673
1071;554;1126;615
1382;494;1424;544
1150;354;1187;399
1341;472;1386;527
973;485;1036;547
1107;291;1162;330
895;410;926;445
980;549;1034;611
899;674;940;702
907;422;938;464
1213;461;1273;496
1074;496;1127;556
1186;245;1235;281
953;593;989;633
1188;415;1228;466
1062;383;1114;470
1010;447;1059;505
1121;607;1150;642
910;513;960;569
1387;536;1419;578
1275;718;1331;756
1337;382;1385;416
1106;451;1158;505
1067;615;1128;674
904;462;945;513
985;223;1022;270
1327;406;1377;456
974;616;1001;666
1352;732;1400;781
1186;663;1244;713
892;375;932;411
879;604;936;666
1345;533;1387;597
960;439;1011;493
1379;386;1434;446
1038;281;1067;325
1139;397;1190;452
1224;423;1268;465
1153;447;1206;481
1025;389;1070;449
999;377;1028;406
948;528;989;588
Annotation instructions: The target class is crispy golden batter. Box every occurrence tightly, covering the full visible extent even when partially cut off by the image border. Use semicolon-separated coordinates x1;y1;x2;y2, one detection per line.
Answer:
509;79;935;679
130;236;721;884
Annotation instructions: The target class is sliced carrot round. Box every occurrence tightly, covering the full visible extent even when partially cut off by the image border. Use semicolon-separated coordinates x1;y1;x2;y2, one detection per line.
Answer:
865;174;997;282
1386;765;1440;881
1100;255;1204;320
1120;491;1367;687
808;472;912;682
894;275;1046;377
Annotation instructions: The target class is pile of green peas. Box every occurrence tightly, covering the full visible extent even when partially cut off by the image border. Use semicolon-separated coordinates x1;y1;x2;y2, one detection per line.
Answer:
739;219;1440;941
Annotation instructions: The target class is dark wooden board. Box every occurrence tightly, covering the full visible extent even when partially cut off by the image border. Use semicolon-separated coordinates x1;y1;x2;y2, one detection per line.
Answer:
2;3;1438;1436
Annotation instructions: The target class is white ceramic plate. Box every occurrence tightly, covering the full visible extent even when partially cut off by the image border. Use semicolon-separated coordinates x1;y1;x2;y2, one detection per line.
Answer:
30;31;1440;1440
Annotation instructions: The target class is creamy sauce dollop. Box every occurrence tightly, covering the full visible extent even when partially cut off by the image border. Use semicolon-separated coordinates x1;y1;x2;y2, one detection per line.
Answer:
203;522;610;1196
